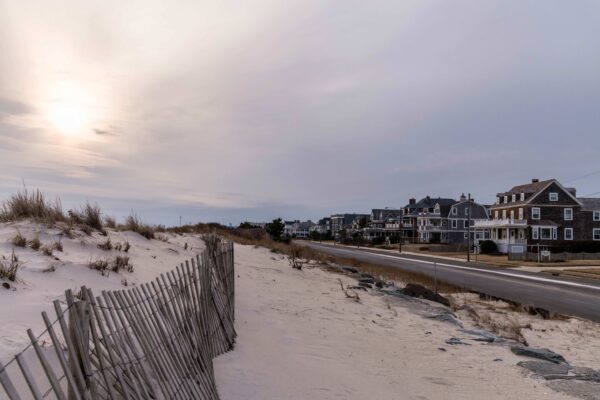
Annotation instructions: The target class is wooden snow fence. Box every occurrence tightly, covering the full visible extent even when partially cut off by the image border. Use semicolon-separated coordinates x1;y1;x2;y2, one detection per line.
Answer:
0;239;236;400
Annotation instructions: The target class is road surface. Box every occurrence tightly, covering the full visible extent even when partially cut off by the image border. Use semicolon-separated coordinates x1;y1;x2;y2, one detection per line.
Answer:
301;242;600;322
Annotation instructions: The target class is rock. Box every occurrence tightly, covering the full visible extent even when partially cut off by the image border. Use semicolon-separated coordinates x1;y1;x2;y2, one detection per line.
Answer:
358;282;373;289
517;360;570;376
511;345;567;364
342;266;359;274
438;347;447;352
399;283;450;307
348;285;368;291
2;282;10;289
375;281;384;288
570;367;600;378
445;337;471;346
425;313;464;328
493;359;503;362
461;328;503;343
358;277;375;284
425;331;432;335
360;272;374;279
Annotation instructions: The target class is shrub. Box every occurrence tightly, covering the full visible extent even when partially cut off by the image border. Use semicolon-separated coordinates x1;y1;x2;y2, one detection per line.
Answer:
371;236;386;246
41;245;53;256
123;241;130;253
69;203;103;231
113;256;132;272
29;237;41;251
104;216;116;229
0;189;65;223
123;214;155;240
12;232;27;248
0;250;20;281
479;240;498;254
53;239;63;252
98;238;113;251
89;259;109;274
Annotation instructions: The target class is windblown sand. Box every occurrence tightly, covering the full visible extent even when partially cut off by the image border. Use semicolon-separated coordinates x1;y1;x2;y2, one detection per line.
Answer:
214;244;575;400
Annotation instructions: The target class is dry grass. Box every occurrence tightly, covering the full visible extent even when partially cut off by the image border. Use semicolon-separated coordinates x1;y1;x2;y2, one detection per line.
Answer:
28;236;41;251
11;232;27;248
0;189;65;224
98;238;113;251
104;216;116;229
68;202;103;231
113;255;133;273
41;245;53;257
542;268;600;280
122;214;155;240
0;250;20;281
53;239;63;252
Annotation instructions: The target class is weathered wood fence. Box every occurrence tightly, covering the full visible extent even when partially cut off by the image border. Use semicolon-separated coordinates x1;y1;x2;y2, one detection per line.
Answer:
0;239;235;400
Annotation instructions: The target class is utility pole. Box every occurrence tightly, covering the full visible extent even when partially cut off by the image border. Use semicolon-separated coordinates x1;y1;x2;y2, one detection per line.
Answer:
467;193;472;262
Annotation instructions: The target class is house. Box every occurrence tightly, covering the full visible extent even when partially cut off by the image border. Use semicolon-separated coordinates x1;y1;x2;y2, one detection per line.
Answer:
291;220;316;239
447;195;490;243
283;220;297;238
361;208;403;241
399;198;420;242
330;213;369;239
416;195;489;244
473;178;600;253
309;217;332;238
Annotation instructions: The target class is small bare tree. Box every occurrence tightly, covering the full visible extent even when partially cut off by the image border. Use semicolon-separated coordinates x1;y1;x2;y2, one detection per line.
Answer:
288;247;304;270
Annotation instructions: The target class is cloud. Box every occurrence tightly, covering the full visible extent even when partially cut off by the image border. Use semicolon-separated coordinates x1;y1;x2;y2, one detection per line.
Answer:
0;1;599;224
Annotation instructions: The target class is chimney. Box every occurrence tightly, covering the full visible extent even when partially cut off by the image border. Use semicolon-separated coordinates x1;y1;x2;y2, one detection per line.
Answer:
532;178;539;183
409;198;416;205
460;193;466;201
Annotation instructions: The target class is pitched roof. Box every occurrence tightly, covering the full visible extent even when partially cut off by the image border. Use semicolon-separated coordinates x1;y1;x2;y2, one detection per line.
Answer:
505;179;554;195
579;198;600;211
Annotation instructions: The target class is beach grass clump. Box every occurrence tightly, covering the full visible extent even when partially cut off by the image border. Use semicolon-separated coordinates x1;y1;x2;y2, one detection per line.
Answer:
0;189;65;224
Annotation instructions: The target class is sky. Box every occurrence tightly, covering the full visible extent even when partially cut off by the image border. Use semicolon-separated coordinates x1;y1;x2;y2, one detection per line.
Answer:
1;1;599;226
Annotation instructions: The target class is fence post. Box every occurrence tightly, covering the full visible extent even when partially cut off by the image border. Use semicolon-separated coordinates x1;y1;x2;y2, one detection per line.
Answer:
65;290;94;400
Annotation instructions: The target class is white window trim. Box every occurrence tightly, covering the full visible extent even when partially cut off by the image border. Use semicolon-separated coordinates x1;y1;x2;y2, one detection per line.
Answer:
452;207;457;215
594;229;600;241
511;194;516;202
532;227;539;240
531;207;541;220
502;210;507;219
494;210;499;220
549;192;558;202
520;192;525;201
504;195;508;203
518;208;523;220
594;211;600;221
564;208;573;221
452;220;457;229
564;228;573;240
463;220;468;229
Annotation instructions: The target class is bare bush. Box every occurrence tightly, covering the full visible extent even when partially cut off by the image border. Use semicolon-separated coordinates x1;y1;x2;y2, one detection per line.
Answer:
113;255;133;273
338;278;361;302
98;238;113;251
0;250;20;281
104;216;116;229
288;247;304;270
12;232;26;248
156;234;169;243
41;245;53;257
89;258;109;275
53;239;63;252
123;214;155;240
29;236;41;251
69;202;103;231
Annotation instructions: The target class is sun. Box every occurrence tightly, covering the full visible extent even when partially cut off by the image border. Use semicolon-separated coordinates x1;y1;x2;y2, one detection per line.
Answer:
43;82;94;138
47;103;88;136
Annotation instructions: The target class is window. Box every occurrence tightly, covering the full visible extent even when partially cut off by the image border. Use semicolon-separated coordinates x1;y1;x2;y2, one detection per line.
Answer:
564;228;573;240
464;232;468;239
510;210;514;221
496;197;500;205
465;208;469;216
452;207;457;215
553;228;557;240
504;195;508;203
540;228;552;240
463;220;468;229
520;192;525;201
564;208;573;221
452;220;457;228
511;194;516;202
594;211;600;221
518;208;524;220
531;207;541;220
594;229;600;241
502;210;507;219
494;210;499;220
532;227;539;240
549;192;558;202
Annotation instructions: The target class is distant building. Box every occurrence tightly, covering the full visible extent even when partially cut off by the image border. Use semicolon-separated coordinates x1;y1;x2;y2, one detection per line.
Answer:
330;213;369;238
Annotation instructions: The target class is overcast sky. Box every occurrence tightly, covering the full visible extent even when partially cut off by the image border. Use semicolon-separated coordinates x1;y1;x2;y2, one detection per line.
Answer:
1;1;599;225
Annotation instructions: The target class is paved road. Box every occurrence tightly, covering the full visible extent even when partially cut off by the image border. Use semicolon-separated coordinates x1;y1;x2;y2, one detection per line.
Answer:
301;242;600;322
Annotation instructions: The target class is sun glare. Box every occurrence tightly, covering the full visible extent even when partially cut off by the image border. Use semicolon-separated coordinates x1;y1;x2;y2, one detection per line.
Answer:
43;82;94;139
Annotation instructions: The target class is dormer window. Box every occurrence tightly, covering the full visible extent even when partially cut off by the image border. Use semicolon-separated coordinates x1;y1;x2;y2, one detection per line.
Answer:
504;195;508;203
452;207;457;216
549;192;558;202
520;192;525;201
511;194;516;202
496;197;500;205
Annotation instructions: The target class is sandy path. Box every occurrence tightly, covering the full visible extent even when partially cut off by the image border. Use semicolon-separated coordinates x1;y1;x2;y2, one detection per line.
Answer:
214;244;573;400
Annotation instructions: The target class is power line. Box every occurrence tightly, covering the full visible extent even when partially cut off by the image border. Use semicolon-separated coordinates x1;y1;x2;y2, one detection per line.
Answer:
564;169;600;184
